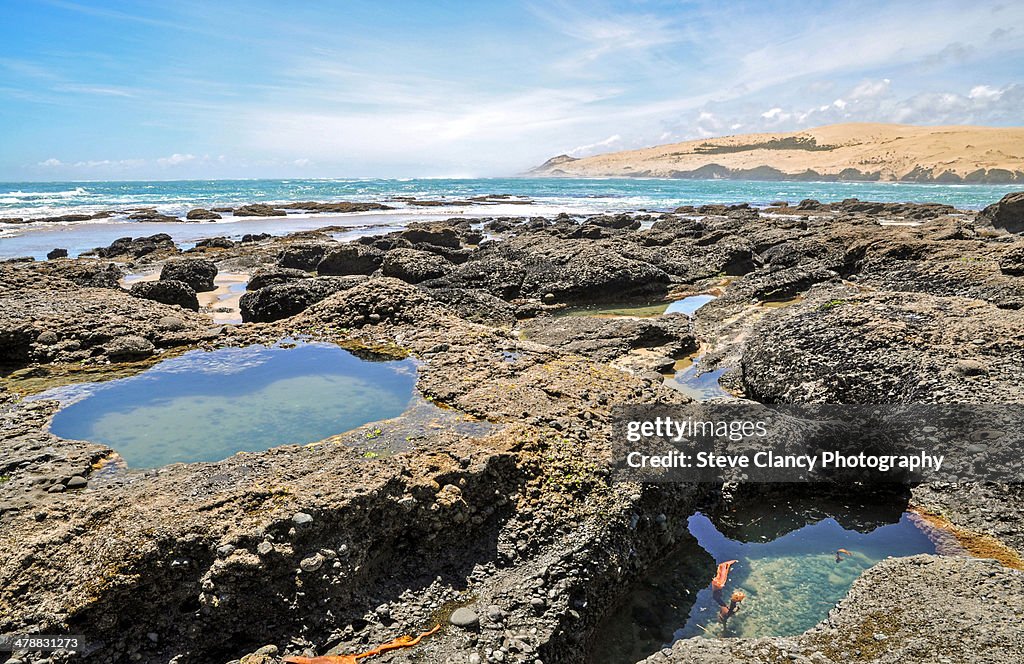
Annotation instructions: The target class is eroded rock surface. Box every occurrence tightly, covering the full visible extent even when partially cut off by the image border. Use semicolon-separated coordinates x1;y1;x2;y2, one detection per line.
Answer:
1;198;1022;664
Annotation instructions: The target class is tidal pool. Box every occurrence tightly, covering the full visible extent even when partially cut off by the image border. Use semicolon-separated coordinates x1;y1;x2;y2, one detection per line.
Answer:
663;351;731;401
36;342;418;468
561;293;719;319
664;293;717;316
589;497;939;663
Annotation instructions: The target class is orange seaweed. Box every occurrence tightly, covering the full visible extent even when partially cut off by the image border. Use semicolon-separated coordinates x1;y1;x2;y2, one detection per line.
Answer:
282;624;441;664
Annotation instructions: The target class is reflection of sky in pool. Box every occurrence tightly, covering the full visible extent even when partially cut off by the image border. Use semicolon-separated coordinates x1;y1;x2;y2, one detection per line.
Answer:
37;343;418;468
664;294;717;316
589;506;937;664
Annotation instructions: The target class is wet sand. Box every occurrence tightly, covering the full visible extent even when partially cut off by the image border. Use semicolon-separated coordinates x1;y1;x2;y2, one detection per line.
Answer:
121;270;250;325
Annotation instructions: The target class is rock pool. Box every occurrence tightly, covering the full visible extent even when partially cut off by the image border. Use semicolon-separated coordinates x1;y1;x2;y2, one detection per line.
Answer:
589;496;941;663
33;342;418;468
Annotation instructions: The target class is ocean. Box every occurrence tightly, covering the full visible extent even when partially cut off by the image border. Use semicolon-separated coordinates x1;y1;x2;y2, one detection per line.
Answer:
1;177;1017;260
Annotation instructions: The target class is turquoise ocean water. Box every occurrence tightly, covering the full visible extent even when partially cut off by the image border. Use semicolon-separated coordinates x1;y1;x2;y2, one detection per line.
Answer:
1;178;1017;259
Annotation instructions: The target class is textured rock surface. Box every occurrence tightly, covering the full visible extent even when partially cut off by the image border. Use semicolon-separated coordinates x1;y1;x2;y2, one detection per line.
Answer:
160;258;218;292
130;279;200;311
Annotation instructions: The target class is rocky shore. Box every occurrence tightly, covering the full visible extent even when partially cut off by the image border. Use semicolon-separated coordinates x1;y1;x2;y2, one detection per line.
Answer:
2;191;1023;664
0;195;534;226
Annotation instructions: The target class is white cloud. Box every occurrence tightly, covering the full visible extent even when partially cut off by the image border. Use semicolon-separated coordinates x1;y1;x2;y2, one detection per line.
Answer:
761;107;784;119
568;134;622;156
968;84;1002;100
850;78;891;99
833;98;847;109
38;158;63;167
156;153;196;166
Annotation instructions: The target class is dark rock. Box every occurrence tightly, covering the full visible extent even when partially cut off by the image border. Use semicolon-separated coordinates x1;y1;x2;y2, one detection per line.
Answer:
425;288;516;327
316;244;384;276
94;234;177;259
978;191;1024;234
424;236;671;303
160;259;217;292
240;276;366;322
193;237;235;250
66;476;87;489
131;280;200;311
277;243;332;271
129;208;179;222
741;286;1024;403
381;248;452;283
278;201;392;213
395;225;461;248
234;204;286;217
247;267;312;291
241;233;272;243
186;208;222;220
297;278;438;329
46;248;68;260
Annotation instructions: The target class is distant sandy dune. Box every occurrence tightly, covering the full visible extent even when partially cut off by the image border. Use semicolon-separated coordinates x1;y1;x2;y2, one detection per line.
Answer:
530;123;1024;183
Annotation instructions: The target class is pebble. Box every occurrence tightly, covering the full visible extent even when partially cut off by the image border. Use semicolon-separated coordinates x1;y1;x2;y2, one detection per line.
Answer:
256;541;274;556
450;607;480;628
66;476;87;489
299;553;324;572
292;511;314;525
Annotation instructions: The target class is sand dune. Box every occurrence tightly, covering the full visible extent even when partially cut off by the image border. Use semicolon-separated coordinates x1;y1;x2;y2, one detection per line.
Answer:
530;123;1024;183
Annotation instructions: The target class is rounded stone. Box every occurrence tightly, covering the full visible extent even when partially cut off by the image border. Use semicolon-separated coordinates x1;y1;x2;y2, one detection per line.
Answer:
449;607;480;628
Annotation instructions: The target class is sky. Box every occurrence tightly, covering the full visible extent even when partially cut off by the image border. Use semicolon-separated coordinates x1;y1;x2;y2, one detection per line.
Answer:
1;0;1023;180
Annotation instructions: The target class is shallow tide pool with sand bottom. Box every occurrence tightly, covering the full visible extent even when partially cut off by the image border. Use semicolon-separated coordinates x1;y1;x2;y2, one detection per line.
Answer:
30;342;419;469
588;497;943;663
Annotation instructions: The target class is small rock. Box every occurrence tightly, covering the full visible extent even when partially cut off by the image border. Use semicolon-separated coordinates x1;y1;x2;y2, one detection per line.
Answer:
257;541;274;556
47;248;69;260
292;511;314;525
35;330;59;346
449;607;480;628
66;476;87;489
300;553;324;572
106;335;156;361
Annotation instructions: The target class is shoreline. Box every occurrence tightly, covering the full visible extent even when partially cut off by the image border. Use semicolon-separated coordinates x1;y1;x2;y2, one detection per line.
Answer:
1;192;1023;663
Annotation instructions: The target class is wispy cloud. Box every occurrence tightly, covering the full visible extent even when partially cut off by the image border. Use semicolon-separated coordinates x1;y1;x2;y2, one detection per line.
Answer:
3;0;1023;178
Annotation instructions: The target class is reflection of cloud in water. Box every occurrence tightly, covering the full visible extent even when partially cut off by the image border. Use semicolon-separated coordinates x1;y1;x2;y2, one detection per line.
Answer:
149;346;274;376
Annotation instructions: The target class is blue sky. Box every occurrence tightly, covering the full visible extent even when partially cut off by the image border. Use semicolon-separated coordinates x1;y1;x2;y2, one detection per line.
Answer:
1;0;1022;180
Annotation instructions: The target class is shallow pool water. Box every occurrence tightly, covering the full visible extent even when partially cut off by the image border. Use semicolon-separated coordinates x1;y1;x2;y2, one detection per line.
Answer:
664;294;717;316
561;293;719;319
35;342;418;468
663;352;732;401
589;497;939;663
